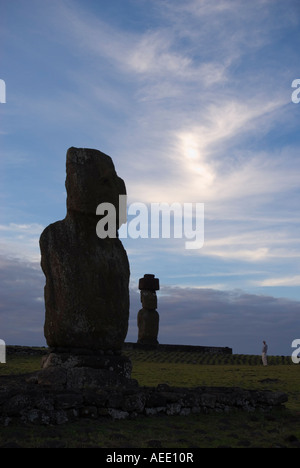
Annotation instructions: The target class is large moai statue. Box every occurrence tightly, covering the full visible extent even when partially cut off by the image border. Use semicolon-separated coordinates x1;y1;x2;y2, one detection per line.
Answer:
39;147;130;353
137;274;160;345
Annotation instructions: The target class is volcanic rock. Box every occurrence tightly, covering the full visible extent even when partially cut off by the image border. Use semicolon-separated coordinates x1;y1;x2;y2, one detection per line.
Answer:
39;147;130;351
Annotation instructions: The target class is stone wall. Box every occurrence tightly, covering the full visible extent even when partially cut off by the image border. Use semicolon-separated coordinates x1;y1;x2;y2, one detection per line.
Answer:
6;346;47;356
1;346;287;426
0;373;287;426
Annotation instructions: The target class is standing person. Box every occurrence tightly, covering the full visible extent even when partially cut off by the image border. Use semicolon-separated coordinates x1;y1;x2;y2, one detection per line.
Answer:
262;340;268;366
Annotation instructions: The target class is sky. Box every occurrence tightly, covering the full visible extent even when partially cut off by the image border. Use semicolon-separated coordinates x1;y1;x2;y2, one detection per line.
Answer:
0;0;300;355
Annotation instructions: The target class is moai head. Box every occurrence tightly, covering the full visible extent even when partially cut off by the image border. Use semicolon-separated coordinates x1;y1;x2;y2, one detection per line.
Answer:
65;147;126;225
138;274;159;310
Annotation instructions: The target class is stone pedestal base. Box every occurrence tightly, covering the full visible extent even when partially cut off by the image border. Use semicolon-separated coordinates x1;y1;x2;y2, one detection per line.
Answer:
37;350;136;390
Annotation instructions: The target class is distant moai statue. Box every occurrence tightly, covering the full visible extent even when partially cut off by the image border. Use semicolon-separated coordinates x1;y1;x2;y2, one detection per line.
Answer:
137;274;160;345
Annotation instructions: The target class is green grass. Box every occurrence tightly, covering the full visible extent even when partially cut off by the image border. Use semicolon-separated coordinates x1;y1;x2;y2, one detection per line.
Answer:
0;354;43;376
129;361;300;411
0;348;300;448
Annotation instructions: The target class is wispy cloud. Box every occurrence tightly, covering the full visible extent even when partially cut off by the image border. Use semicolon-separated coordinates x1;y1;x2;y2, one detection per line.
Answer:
201;228;300;262
258;276;300;287
0;255;45;346
0;223;44;262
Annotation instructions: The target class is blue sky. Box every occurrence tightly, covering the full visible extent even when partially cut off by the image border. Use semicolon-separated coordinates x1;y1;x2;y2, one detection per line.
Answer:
0;0;300;355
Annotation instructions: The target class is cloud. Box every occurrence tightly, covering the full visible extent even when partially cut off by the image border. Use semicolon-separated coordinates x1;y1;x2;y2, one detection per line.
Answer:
258;276;300;287
1;0;299;357
0;223;44;262
128;30;190;77
6;0;296;213
0;251;298;355
127;284;300;355
0;255;45;346
200;228;300;263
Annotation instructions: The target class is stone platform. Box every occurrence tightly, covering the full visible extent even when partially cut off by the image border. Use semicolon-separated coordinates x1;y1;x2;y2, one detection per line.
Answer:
0;346;287;426
38;349;134;390
123;342;233;354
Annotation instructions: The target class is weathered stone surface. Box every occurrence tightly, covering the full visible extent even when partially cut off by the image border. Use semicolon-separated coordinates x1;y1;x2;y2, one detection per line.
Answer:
137;309;159;345
39;147;130;351
2;348;285;426
65;147;126;221
37;365;137;391
41;352;132;378
140;290;157;309
37;367;67;387
138;274;159;291
65;367;131;391
0;372;288;426
137;274;160;345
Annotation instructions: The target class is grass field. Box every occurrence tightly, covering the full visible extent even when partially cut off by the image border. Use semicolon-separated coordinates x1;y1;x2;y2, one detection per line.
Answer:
0;348;299;448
